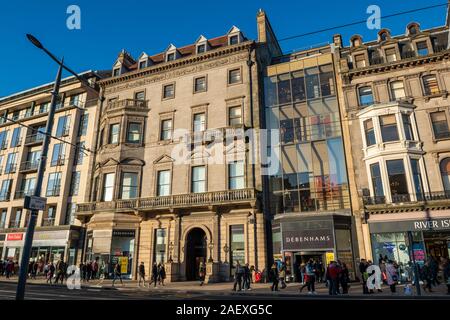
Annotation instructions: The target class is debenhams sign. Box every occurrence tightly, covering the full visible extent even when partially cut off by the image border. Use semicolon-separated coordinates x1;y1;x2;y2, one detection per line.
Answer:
282;229;334;251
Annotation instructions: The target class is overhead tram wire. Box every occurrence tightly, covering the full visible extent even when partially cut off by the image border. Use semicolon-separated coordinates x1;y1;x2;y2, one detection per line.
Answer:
0;115;94;155
266;2;449;56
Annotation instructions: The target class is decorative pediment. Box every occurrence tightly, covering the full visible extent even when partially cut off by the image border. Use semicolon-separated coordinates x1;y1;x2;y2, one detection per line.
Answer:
120;157;145;166
99;158;120;168
190;149;211;159
153;154;175;164
195;35;208;44
227;25;241;35
165;43;177;52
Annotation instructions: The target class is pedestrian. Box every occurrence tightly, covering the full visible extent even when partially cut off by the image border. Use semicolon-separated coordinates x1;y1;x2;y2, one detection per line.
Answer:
430;257;440;286
138;262;146;287
386;260;398;293
159;263;166;286
150;262;158;287
233;261;243;291
55;260;65;284
340;263;350;294
199;262;206;286
269;263;279;292
421;260;433;292
86;261;92;282
242;263;251;290
112;263;123;287
317;260;324;283
92;258;99;280
359;259;369;294
0;260;4;277
301;259;317;294
31;260;38;280
442;257;450;295
249;265;255;284
326;261;339;295
299;263;306;284
278;262;287;289
46;262;55;284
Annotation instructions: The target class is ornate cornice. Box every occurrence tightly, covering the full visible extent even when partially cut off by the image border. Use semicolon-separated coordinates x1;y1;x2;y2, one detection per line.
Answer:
101;42;253;95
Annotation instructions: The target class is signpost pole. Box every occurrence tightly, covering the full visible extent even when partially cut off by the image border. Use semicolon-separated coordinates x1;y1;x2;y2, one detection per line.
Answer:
16;61;63;300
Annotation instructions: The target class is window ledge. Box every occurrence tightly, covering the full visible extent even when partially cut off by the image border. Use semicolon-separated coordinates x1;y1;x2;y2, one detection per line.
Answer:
424;91;448;102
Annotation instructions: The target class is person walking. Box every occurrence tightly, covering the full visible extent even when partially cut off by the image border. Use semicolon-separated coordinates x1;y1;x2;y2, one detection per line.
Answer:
340;263;350;294
233;261;243;291
150;262;158;287
326;261;339;295
299;263;306;285
442;257;450;295
5;259;14;279
46;262;55;284
421;260;433;292
55;260;65;284
31;260;38;280
138;262;146;287
269;263;279;292
359;259;369;294
243;263;252;290
198;262;206;286
112;263;123;287
278;262;287;289
386;260;398;293
300;259;316;294
159;263;166;286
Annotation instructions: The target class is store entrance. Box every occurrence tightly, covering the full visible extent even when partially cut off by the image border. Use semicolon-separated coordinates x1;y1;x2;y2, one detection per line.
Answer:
185;228;207;281
423;231;450;260
292;252;325;282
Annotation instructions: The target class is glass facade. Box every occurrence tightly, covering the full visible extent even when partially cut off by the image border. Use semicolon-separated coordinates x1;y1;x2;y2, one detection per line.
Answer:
264;60;349;215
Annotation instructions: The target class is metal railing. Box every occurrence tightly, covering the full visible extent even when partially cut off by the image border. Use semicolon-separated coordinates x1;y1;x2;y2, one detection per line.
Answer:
77;188;258;213
363;191;450;205
15;189;34;199
20;161;39;172
25;133;45;145
0;192;11;202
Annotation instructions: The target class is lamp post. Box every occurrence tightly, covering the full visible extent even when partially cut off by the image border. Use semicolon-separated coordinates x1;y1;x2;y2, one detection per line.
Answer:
208;242;214;263
16;34;98;301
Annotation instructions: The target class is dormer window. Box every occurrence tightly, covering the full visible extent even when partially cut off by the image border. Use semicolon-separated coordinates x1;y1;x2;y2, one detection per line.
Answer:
197;44;206;54
139;60;147;69
167;52;176;62
416;41;429;56
351;36;362;48
380;32;388;42
229;35;239;45
408;24;420;36
113;68;120;77
354;54;366;68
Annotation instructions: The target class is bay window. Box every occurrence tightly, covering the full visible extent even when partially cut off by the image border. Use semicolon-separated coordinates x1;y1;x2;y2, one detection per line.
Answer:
379;115;399;142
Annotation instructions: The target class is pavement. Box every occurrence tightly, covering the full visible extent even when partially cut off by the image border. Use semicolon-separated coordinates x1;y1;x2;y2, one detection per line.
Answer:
0;276;449;299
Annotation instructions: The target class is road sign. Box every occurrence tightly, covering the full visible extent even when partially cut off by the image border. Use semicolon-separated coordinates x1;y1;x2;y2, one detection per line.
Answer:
24;196;47;211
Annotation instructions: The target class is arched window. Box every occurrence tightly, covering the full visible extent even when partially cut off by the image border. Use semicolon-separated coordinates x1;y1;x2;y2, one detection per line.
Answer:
407;23;420;36
380;32;388;42
440;158;450;191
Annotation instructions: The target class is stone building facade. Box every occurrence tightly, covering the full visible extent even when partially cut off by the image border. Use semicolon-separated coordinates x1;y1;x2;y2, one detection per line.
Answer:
77;12;279;281
333;7;450;275
0;71;102;266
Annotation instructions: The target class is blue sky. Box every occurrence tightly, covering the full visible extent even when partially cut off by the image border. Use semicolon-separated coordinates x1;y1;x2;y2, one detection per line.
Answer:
0;0;446;96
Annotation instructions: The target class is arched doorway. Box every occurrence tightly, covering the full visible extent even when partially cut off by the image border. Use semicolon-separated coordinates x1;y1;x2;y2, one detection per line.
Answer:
185;228;207;281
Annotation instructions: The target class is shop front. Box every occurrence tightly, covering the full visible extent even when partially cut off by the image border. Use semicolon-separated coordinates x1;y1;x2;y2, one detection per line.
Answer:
274;214;355;282
369;214;450;278
1;227;82;267
85;229;136;279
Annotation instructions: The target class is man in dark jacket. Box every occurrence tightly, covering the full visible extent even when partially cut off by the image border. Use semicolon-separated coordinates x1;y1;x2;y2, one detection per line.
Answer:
359;259;369;294
151;262;158;287
233;261;243;291
55;260;66;284
243;263;251;290
138;262;146;287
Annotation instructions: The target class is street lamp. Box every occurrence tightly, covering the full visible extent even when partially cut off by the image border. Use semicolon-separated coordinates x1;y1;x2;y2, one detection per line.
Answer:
16;34;99;301
208;242;214;263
